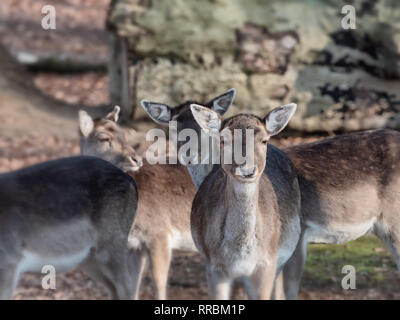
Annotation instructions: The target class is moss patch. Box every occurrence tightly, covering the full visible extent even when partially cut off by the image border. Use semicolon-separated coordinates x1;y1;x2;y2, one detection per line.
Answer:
303;236;398;290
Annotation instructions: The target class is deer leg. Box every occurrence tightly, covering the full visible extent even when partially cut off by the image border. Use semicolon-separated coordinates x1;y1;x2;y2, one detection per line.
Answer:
110;257;136;300
129;247;147;300
149;239;172;300
104;247;136;300
0;263;19;300
373;221;400;272
206;267;232;300
242;276;256;299
249;261;277;300
270;269;285;300
82;246;134;300
282;228;308;300
81;261;118;299
243;270;277;300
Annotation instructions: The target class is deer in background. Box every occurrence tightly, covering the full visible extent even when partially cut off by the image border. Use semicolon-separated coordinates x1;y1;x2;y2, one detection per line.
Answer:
0;155;138;299
141;88;237;189
187;104;301;299
282;129;400;299
79;106;143;173
79;90;236;299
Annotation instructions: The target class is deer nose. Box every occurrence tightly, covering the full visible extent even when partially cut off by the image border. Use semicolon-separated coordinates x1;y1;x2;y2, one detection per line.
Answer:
235;165;256;178
131;156;143;167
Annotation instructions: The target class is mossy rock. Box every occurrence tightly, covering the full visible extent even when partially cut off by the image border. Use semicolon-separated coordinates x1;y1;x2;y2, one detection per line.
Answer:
109;0;400;132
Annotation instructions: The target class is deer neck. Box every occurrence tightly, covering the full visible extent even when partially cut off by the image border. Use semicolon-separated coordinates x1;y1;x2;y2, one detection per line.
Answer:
187;163;214;189
186;134;220;189
223;175;259;243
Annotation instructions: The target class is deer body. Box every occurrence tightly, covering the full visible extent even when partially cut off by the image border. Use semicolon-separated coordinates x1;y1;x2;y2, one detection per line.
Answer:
127;161;197;299
282;129;400;298
193;153;300;276
189;104;300;299
129;161;196;252
191;145;301;299
79;105;201;300
141;91;302;299
0;156;138;299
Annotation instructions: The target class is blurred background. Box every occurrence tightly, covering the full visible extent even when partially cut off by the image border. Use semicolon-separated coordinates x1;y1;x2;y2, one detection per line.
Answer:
0;0;399;299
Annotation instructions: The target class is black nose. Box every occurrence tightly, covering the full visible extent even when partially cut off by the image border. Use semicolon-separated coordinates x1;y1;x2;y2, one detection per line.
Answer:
132;156;143;166
244;169;256;178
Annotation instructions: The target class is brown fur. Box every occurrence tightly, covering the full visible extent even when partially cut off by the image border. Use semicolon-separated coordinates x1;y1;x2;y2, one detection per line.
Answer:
80;116;143;172
130;160;195;244
79;110;196;300
282;129;400;299
190;108;301;300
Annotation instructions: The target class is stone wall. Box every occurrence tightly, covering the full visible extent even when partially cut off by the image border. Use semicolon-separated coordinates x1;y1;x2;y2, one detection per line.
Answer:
108;0;400;132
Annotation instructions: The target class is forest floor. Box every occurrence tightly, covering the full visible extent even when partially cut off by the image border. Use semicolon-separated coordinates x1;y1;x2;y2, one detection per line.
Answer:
0;0;399;300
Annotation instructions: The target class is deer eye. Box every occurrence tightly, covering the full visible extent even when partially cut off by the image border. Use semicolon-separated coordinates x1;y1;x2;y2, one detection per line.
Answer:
96;134;109;142
262;140;267;144
98;137;112;147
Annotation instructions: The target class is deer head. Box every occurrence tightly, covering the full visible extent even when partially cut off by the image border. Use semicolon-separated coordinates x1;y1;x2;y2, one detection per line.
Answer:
190;103;297;182
141;89;236;165
79;106;143;173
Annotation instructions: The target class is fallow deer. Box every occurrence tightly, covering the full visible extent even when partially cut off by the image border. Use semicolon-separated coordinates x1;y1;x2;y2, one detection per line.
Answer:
188;104;301;299
141;89;237;189
0;156;138;299
142;89;291;298
79;106;143;173
282;129;400;299
79;90;236;299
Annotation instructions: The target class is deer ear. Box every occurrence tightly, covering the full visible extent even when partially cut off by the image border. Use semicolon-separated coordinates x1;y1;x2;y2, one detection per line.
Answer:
79;110;94;137
106;105;120;122
190;104;221;136
207;88;236;115
141;100;172;125
264;103;297;138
